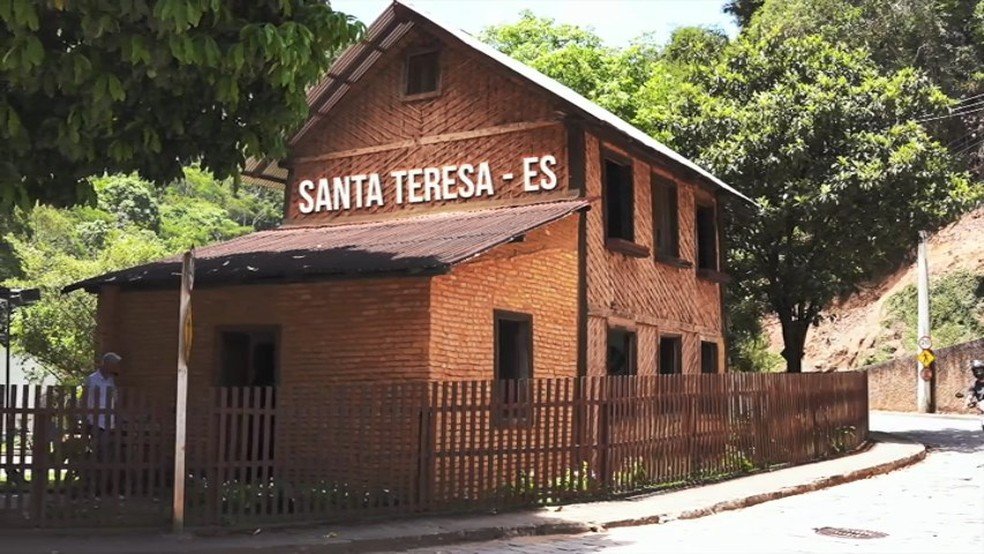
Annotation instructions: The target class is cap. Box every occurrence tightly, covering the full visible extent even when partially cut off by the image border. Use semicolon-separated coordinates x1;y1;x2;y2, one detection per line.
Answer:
102;352;122;364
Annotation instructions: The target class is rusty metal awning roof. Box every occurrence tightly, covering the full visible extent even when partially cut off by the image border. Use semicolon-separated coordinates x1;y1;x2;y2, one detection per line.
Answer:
64;200;589;293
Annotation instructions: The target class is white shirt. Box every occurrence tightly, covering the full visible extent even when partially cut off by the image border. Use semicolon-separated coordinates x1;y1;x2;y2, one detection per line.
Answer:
85;370;116;429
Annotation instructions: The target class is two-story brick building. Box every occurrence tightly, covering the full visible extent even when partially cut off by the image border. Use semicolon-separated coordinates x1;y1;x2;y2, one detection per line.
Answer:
67;0;753;394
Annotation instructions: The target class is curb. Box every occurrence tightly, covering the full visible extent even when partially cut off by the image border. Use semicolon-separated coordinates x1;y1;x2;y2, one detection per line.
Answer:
320;434;926;553
312;522;597;554
871;410;980;422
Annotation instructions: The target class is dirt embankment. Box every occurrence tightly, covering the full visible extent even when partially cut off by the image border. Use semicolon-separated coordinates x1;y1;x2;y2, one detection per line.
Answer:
765;207;984;371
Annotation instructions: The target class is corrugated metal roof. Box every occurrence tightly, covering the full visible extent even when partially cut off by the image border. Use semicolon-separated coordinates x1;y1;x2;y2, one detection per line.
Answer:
244;0;754;206
64;200;590;293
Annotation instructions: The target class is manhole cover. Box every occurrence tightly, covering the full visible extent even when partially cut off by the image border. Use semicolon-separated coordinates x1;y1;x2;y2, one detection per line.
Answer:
814;527;888;539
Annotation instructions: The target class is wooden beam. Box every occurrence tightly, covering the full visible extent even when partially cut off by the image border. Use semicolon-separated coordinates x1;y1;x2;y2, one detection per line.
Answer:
288;120;562;166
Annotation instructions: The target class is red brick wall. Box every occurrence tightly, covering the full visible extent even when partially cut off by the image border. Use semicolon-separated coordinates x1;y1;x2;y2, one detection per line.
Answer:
284;27;573;226
98;278;432;394
583;134;725;375
429;216;580;380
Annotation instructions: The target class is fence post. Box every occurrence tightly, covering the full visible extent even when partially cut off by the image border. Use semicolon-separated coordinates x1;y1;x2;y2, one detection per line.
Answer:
416;383;436;511
30;387;46;523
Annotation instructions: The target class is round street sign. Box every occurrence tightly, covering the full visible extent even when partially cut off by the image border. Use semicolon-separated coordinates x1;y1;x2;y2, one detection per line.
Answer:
918;335;932;350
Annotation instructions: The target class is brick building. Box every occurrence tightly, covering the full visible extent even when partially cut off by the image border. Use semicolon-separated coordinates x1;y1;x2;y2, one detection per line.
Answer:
67;1;753;394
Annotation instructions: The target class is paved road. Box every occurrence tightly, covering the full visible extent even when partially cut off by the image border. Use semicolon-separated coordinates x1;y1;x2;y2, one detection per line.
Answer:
400;413;984;554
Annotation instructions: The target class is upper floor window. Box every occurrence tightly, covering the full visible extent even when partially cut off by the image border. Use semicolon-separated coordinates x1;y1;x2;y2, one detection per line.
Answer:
696;204;718;271
653;175;679;259
603;155;634;242
404;49;440;97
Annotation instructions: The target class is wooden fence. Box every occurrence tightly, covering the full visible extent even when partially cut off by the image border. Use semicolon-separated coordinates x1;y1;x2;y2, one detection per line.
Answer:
0;372;868;528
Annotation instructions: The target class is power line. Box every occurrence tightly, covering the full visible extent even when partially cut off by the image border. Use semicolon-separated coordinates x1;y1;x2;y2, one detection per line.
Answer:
916;98;984;120
954;136;984;156
953;92;984;106
916;103;984;123
914;96;984;122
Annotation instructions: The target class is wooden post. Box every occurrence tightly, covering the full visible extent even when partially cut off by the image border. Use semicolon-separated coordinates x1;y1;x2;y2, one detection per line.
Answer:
173;251;195;533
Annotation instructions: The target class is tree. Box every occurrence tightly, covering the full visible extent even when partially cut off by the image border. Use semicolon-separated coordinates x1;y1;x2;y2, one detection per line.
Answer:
652;33;979;372
481;13;658;123
722;0;765;28
748;0;984;175
3;169;282;383
0;0;362;211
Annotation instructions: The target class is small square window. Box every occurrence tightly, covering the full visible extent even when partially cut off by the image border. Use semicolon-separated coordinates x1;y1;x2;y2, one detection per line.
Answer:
405;50;440;97
659;336;682;375
701;341;719;374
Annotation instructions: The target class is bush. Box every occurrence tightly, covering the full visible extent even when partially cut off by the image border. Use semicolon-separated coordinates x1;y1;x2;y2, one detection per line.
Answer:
884;270;984;349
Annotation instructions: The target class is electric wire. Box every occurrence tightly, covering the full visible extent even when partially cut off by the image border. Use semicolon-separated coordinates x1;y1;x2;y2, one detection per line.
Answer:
916;103;984;123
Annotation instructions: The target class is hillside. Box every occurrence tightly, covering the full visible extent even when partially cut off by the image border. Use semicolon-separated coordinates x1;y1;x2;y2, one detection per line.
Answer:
766;206;984;371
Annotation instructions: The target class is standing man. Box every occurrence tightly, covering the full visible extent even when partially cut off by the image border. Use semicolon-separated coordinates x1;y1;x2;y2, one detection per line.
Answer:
84;352;121;492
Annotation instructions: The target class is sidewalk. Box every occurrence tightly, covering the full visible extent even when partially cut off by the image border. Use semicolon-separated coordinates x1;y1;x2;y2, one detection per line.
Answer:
2;433;925;554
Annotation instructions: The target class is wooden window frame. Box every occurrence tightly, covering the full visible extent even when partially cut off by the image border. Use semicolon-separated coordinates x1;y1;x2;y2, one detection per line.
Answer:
213;325;281;387
606;326;638;377
700;341;720;374
402;47;442;101
695;201;719;273
658;335;683;375
602;150;648;256
653;173;687;266
493;310;534;427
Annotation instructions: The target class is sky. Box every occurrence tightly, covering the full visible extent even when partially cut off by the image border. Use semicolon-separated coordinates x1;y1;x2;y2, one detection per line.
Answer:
331;0;738;47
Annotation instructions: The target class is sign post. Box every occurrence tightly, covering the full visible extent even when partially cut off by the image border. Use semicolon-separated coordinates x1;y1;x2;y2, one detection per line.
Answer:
173;251;195;533
916;232;932;413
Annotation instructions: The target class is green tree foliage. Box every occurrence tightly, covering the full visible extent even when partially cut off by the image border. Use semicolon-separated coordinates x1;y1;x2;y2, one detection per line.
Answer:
751;0;984;95
723;0;765;28
2;170;282;383
481;12;660;123
0;0;362;211
749;0;984;175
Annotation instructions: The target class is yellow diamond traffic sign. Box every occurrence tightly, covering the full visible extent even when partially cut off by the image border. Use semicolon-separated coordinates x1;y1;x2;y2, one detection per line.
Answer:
917;349;935;368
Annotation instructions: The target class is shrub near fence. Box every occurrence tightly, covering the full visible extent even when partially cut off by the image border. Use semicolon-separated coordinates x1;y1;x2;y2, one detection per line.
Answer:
0;372;868;529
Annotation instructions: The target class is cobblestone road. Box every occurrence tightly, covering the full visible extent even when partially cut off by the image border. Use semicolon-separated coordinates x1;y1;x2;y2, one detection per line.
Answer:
401;413;984;554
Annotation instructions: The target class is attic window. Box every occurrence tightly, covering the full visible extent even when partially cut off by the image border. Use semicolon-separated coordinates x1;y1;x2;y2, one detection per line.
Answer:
404;49;440;97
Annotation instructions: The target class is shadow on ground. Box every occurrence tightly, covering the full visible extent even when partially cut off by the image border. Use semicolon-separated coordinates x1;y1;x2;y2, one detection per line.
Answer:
894;426;983;454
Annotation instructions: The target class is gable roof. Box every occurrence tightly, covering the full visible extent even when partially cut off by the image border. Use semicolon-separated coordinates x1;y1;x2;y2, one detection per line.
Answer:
244;1;754;206
64;199;589;293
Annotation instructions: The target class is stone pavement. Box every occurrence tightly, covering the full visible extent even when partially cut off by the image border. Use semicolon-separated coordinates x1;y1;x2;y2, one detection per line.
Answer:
0;418;925;554
403;412;984;554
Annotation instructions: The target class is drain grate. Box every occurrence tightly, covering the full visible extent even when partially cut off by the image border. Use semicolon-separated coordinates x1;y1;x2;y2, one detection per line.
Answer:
815;527;888;540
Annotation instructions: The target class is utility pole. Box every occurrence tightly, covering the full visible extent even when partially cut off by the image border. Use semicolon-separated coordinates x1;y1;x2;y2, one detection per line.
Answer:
173;250;195;534
916;231;932;413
